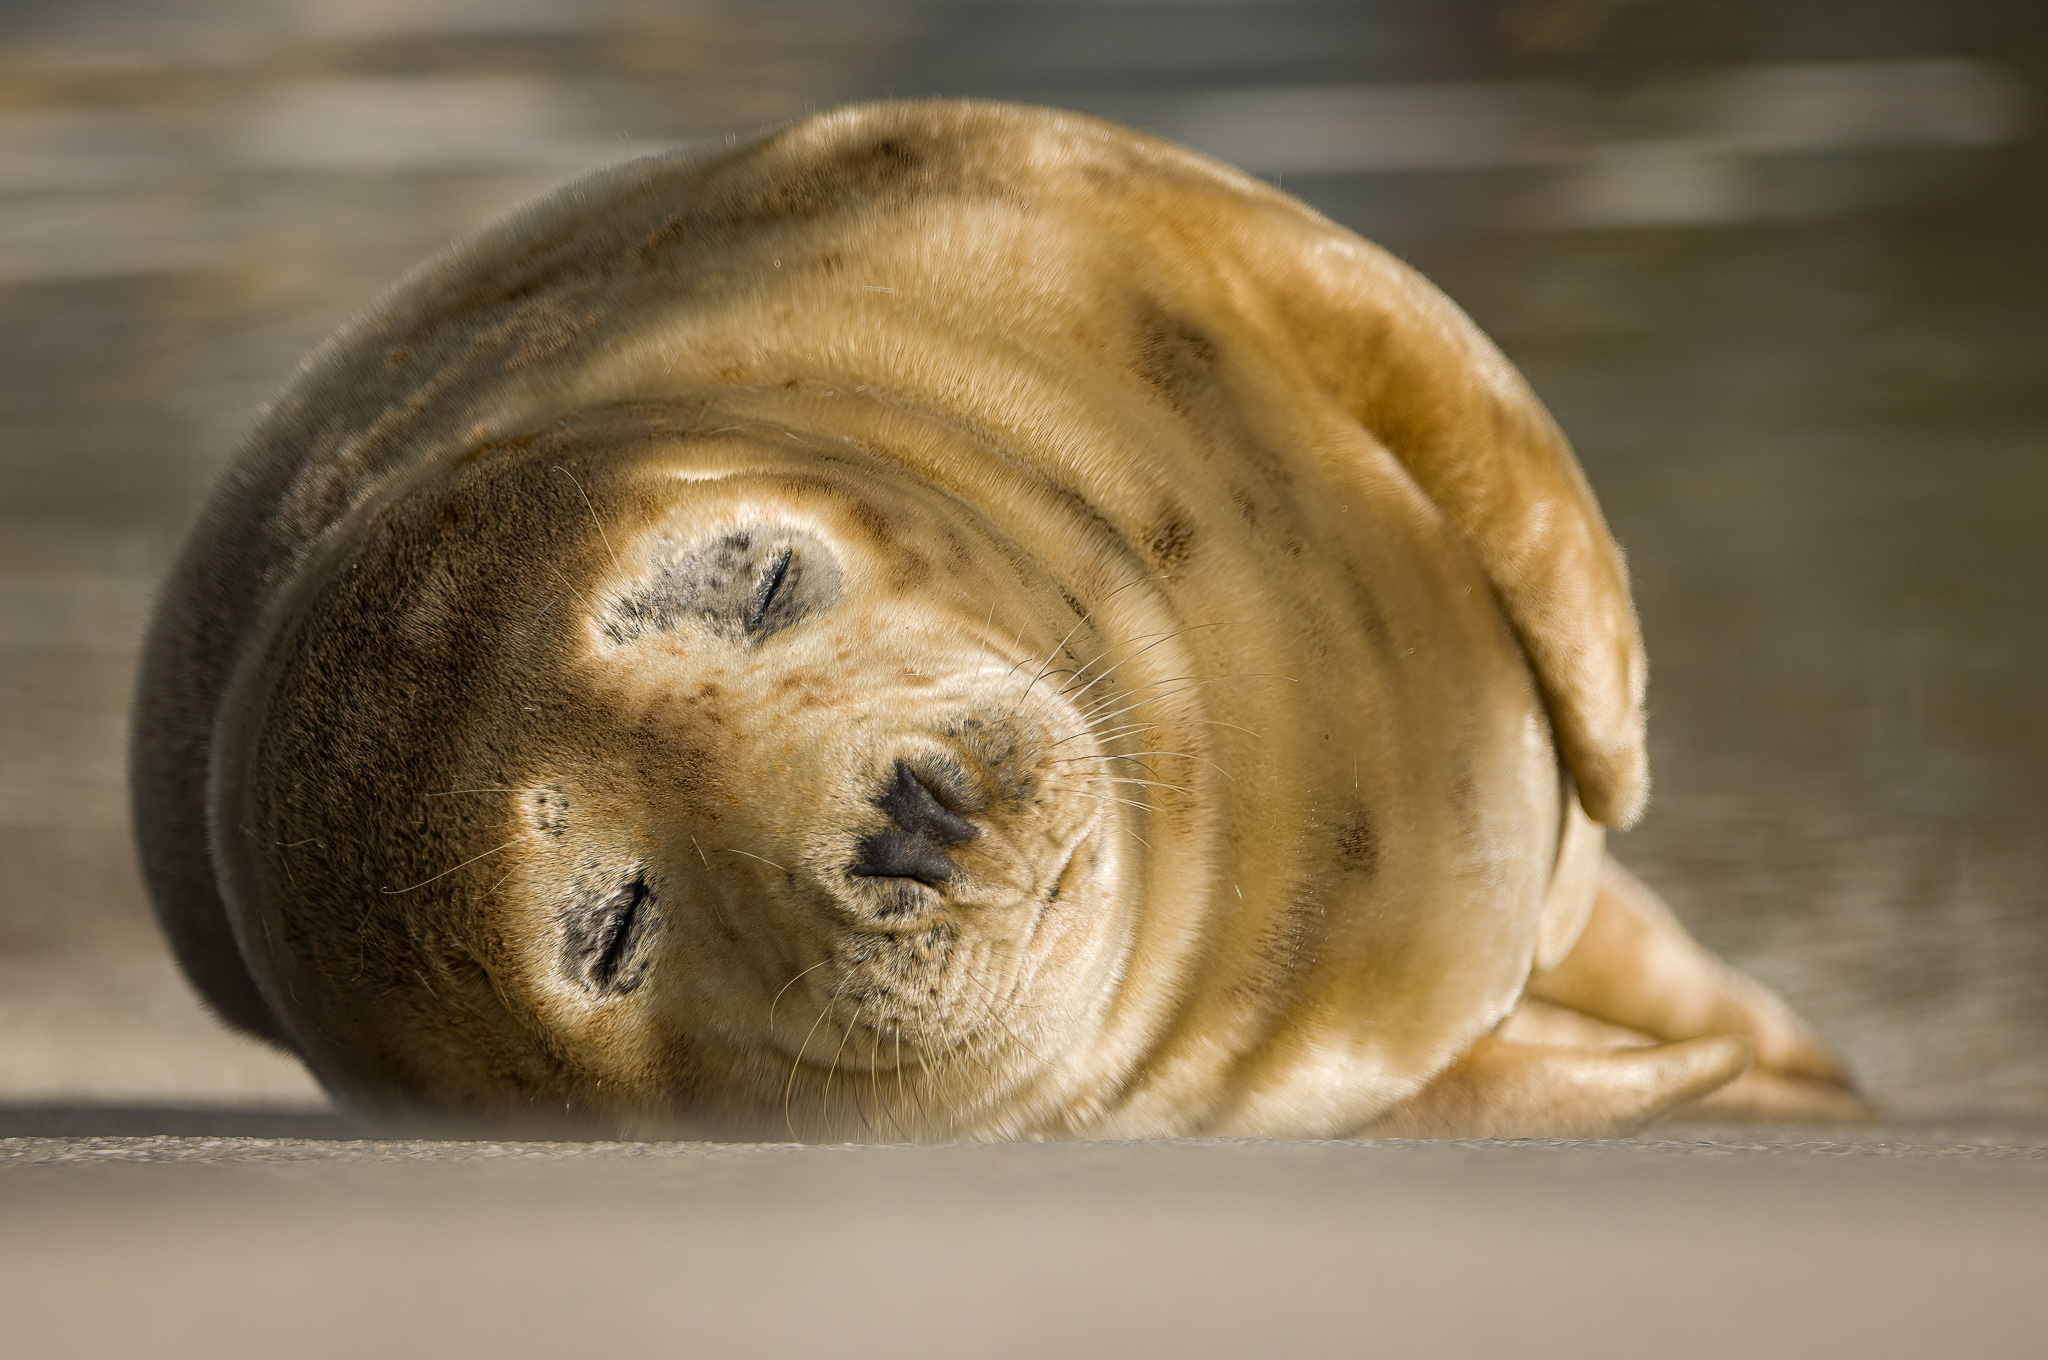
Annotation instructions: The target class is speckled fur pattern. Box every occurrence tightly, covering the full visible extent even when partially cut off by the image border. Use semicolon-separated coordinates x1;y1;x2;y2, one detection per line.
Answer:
130;100;1861;1139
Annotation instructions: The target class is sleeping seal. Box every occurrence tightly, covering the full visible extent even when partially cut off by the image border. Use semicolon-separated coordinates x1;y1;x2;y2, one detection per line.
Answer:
131;100;1864;1138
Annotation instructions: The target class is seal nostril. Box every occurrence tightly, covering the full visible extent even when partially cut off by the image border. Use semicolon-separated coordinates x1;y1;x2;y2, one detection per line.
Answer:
848;760;979;889
876;759;978;845
850;829;957;885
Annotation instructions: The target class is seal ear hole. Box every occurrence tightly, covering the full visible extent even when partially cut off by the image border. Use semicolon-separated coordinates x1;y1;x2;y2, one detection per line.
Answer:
606;526;841;645
561;874;659;996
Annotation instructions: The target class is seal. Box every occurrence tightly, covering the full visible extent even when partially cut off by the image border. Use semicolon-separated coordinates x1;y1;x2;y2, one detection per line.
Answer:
130;99;1865;1138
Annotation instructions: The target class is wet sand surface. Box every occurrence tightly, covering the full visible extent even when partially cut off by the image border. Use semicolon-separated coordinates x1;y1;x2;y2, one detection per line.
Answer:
1;1;2045;1350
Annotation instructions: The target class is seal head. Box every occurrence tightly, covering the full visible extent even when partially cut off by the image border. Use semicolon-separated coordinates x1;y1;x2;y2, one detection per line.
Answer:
216;411;1168;1136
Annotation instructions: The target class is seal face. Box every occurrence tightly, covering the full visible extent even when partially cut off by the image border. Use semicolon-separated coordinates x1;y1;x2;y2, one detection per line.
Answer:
131;100;1861;1139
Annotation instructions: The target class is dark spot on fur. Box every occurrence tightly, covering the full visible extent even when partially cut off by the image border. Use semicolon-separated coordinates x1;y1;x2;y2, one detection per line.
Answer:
1229;485;1259;524
412;226;585;329
943;713;1038;803
440;949;488;987
890;550;931;591
1143;504;1197;573
1354;594;1394;656
436;499;469;528
607;526;841;645
455;432;536;468
533;786;570;837
1132;312;1219;418
847;499;893;546
1251;883;1330;996
1448;754;1480;830
1336;810;1379;876
629;136;929;261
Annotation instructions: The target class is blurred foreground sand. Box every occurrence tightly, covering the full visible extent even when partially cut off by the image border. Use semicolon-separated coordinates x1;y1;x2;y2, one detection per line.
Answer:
4;1134;2045;1359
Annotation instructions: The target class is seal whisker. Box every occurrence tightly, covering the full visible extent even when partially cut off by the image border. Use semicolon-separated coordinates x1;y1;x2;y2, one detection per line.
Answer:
1057;751;1164;779
1052;621;1234;712
1051;750;1234;782
723;847;791;874
893;1019;917;1141
1065;790;1156;846
1097;774;1193;795
915;1038;959;1140
868;1003;909;1141
1077;672;1296;729
999;575;1174;718
1075;671;1211;720
1082;667;1298;710
1005;572;1169;704
551;465;625;581
1047;716;1262;749
768;957;832;1033
1004;613;1097;721
381;837;524;895
897;1017;948;1142
948;934;1061;1067
784;968;852;1140
1045;721;1170;749
825;988;874;1135
1066;786;1157;814
1051;620;1230;703
1057;764;1194;796
534;556;605;619
934;944;1019;1076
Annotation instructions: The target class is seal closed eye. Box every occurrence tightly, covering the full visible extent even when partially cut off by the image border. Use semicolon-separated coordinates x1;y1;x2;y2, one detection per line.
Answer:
562;875;658;995
606;526;840;644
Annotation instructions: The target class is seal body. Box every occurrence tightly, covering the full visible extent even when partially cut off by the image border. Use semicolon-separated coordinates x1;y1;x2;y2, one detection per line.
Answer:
131;101;1855;1138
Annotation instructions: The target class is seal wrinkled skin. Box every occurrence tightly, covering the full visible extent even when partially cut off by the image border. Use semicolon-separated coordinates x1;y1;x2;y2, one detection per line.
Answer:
131;100;1865;1139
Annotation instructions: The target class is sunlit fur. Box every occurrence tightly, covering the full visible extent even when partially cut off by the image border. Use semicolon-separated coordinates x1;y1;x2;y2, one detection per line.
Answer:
133;101;1861;1139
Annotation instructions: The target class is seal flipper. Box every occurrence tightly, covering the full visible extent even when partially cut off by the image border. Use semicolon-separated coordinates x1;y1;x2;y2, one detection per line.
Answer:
1516;856;1872;1123
1360;1034;1754;1140
1272;245;1648;826
1526;857;1852;1087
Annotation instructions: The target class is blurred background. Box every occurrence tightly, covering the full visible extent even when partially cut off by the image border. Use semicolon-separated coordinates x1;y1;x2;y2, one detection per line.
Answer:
0;0;2041;1126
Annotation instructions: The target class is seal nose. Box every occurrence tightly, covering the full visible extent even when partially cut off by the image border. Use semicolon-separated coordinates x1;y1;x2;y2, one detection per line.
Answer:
850;759;979;886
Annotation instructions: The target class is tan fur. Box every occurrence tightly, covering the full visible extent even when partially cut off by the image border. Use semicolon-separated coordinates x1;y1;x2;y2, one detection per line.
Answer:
131;100;1861;1139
